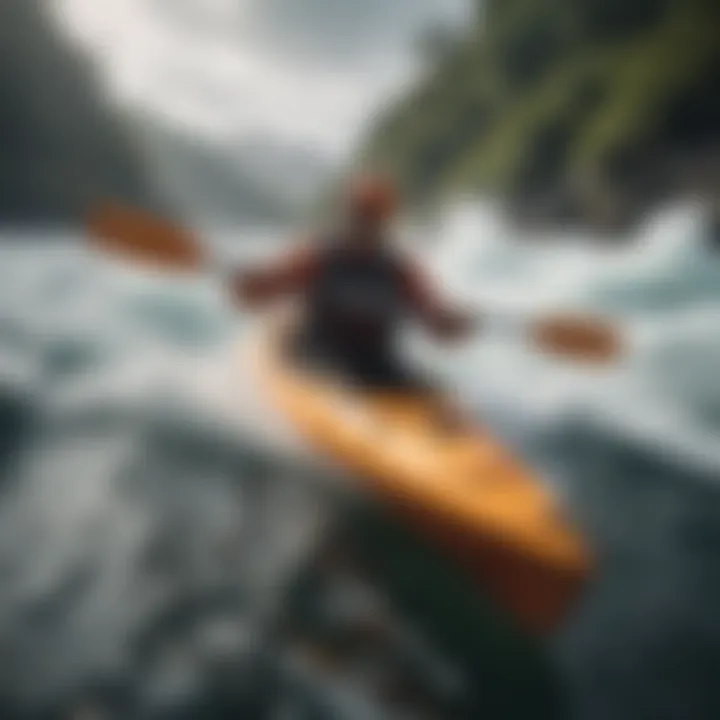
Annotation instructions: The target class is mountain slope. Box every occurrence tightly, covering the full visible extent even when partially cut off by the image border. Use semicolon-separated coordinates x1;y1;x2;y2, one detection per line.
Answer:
134;119;330;226
0;0;162;223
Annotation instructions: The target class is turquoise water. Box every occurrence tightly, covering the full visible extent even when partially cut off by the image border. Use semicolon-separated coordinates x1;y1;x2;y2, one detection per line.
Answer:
0;202;718;718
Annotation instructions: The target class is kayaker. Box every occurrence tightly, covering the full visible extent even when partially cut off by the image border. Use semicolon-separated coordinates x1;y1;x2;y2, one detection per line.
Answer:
233;174;473;390
86;182;621;387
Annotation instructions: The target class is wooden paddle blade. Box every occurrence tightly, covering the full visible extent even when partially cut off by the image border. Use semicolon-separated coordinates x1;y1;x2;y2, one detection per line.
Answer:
85;203;205;272
530;315;622;363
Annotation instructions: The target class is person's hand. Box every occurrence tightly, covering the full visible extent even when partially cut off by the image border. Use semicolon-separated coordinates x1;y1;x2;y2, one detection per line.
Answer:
431;309;476;342
232;271;267;306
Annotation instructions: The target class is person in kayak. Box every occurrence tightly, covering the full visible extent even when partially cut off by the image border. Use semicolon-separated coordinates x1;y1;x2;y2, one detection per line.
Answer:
233;174;473;391
87;186;621;387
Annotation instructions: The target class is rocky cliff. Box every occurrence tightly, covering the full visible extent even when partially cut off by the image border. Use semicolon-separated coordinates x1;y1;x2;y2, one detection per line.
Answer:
0;0;162;223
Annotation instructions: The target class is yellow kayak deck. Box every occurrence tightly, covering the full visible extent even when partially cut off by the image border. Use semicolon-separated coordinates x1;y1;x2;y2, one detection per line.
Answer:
253;322;590;635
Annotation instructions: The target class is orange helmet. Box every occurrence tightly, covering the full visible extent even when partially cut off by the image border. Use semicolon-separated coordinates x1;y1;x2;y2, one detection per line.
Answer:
346;174;399;220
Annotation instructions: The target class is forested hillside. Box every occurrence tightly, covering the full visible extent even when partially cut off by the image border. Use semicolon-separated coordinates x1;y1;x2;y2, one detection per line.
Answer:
362;0;720;232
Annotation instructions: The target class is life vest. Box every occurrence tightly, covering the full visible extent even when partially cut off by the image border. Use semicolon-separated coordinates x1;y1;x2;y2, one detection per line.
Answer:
303;239;407;358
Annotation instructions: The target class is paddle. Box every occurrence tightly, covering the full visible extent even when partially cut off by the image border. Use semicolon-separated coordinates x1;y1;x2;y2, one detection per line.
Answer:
529;314;620;363
85;203;622;364
86;202;207;272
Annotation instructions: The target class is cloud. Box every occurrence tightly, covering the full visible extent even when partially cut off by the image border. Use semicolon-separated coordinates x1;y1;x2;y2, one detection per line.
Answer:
243;0;472;68
52;0;473;157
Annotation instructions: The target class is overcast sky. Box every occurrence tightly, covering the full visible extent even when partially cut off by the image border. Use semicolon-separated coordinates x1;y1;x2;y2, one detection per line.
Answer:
51;0;472;159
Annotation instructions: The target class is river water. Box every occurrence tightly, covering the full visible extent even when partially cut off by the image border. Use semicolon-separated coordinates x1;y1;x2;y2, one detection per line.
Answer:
0;201;719;719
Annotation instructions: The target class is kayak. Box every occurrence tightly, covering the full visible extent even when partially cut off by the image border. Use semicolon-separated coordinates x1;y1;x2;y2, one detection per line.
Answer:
251;316;590;635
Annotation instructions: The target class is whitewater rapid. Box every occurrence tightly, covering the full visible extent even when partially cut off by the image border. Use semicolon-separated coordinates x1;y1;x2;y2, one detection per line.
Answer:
0;201;718;718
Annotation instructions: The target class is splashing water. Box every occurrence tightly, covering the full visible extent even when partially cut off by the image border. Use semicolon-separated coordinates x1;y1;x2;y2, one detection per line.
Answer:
0;201;719;718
